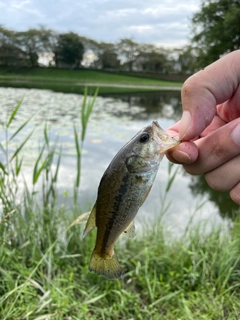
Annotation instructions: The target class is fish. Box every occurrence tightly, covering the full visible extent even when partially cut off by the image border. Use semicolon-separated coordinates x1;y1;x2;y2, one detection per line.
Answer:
83;120;180;279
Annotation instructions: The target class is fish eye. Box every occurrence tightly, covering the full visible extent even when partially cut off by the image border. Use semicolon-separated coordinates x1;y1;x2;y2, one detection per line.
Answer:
139;133;150;143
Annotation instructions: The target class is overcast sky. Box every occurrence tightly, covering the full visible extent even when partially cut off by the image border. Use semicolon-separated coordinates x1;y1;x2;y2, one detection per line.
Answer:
0;0;202;48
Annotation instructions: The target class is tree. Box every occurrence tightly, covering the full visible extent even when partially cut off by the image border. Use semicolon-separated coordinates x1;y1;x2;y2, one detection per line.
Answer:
135;44;171;73
94;42;119;69
100;51;120;70
117;38;141;71
190;0;240;68
78;36;100;68
79;36;100;54
173;47;197;74
57;32;84;68
36;26;59;67
0;26;27;66
15;28;44;67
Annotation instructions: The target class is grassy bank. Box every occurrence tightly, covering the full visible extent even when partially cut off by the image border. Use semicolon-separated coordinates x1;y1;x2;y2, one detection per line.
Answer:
2;202;240;319
1;98;240;320
0;67;182;95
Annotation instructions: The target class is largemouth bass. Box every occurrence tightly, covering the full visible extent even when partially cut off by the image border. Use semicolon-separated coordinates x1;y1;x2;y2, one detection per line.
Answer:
83;121;180;279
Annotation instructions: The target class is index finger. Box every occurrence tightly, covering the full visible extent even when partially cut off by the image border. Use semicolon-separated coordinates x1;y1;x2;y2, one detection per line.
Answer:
180;50;240;140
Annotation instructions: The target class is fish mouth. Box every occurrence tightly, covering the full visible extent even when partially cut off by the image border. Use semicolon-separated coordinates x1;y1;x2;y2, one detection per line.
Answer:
151;120;181;153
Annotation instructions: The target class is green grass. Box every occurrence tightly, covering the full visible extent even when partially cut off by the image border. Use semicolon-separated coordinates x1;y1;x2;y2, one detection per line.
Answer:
2;205;240;319
0;66;181;85
0;66;181;95
0;78;163;95
1;98;240;319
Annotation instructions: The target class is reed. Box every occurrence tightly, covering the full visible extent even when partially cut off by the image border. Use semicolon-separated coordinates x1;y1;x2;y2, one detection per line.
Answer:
74;86;99;204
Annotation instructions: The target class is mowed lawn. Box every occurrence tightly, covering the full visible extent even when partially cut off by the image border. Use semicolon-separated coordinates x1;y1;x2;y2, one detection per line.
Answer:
0;67;182;95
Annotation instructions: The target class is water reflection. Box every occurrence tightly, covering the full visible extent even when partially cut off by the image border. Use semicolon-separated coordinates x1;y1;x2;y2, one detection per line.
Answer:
189;175;239;220
0;87;237;233
110;91;182;121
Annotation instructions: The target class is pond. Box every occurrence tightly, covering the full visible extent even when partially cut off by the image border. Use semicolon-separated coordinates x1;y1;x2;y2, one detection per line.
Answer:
0;87;238;234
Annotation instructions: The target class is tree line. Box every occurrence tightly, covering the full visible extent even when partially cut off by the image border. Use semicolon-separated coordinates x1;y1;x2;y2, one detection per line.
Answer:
0;0;239;73
0;25;195;73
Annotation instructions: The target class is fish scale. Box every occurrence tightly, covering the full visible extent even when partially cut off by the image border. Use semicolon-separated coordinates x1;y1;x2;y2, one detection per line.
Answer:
83;120;180;279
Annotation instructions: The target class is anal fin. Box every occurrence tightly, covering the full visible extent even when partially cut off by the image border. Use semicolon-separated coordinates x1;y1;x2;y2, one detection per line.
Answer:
82;203;96;238
123;220;136;239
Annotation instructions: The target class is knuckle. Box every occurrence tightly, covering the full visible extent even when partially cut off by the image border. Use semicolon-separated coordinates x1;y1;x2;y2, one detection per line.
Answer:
181;77;196;97
230;187;240;205
183;164;200;175
204;172;222;191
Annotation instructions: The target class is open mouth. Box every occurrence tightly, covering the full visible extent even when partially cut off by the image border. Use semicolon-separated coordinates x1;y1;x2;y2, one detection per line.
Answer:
152;125;180;154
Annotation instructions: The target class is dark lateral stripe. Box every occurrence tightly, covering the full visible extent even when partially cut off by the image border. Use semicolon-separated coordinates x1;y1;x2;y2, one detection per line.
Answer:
101;172;131;248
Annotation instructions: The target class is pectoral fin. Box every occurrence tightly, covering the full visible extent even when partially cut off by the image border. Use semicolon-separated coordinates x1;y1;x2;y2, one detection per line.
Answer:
123;220;136;239
82;203;96;238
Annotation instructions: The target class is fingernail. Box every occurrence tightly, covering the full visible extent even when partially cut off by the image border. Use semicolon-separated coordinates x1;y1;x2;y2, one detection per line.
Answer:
231;123;240;146
177;150;192;163
179;111;192;139
170;149;192;163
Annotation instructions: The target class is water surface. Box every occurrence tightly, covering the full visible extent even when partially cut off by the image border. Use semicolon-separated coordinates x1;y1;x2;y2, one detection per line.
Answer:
0;88;237;234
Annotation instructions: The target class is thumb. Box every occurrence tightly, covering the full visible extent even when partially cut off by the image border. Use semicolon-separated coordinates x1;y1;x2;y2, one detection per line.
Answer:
179;50;240;140
179;87;217;140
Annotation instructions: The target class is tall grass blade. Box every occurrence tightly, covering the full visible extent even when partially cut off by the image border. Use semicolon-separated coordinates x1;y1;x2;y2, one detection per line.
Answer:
52;148;62;183
81;87;98;142
85;87;98;121
9;116;33;141
83;293;106;305
10;129;35;162
74;124;81;188
0;161;8;175
81;87;88;136
165;165;179;193
149;290;182;307
44;122;49;146
67;211;90;230
168;161;174;175
15;155;23;176
33;145;45;184
6;98;23;128
73;87;97;204
0;143;7;156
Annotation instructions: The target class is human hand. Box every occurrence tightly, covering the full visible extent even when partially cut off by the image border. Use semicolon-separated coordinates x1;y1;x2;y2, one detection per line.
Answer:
166;50;240;204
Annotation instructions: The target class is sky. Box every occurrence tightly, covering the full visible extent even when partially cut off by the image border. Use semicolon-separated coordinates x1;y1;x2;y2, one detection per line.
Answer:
0;0;202;48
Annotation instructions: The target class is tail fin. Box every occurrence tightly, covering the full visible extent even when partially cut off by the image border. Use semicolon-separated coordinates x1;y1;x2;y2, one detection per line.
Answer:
89;251;122;280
